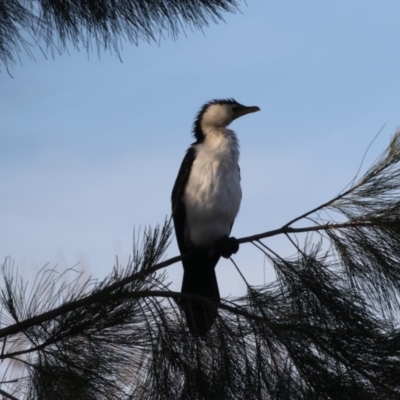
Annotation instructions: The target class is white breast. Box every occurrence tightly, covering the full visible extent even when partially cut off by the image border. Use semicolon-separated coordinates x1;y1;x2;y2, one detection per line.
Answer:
184;129;242;247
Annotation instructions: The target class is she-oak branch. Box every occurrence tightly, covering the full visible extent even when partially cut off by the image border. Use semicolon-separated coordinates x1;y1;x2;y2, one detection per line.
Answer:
0;216;370;342
1;131;397;351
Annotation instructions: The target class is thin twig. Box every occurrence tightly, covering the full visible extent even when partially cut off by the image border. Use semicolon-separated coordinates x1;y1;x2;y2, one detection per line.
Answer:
0;388;19;400
236;219;371;244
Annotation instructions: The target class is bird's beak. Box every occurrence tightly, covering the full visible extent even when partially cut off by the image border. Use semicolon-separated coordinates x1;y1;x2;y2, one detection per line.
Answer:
232;105;260;121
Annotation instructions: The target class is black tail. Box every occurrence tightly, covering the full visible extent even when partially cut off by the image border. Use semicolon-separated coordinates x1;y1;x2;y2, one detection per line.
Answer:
181;252;220;336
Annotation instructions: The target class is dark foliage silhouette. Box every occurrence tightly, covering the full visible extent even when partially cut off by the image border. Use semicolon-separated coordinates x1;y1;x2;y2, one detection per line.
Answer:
1;132;400;398
0;0;239;70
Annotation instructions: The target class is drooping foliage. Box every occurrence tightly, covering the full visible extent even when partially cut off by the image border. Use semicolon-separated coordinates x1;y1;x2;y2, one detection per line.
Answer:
2;131;400;399
0;0;239;70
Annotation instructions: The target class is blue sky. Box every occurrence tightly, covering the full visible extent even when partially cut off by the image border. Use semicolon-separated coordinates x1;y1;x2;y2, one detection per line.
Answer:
1;0;400;298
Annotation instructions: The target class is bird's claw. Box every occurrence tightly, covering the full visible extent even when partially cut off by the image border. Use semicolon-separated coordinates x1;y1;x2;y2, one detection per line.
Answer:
217;236;239;258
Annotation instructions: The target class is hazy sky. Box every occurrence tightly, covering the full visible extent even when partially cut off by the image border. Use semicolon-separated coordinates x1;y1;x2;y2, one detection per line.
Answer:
1;0;400;298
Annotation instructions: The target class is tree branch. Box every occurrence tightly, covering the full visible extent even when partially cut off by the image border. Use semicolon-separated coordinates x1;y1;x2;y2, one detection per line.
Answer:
0;217;375;341
236;219;371;244
2;131;400;398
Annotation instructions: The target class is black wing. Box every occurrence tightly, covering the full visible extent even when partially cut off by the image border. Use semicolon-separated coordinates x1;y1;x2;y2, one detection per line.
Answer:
171;146;196;255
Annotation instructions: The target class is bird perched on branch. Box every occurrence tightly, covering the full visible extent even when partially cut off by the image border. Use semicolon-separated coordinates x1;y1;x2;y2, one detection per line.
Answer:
172;99;260;336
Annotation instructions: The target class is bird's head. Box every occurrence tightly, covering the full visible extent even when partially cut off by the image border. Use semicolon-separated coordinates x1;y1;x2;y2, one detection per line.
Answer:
193;99;260;141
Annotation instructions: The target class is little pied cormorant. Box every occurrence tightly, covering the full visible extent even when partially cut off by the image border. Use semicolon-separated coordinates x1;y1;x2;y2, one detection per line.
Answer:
171;99;260;336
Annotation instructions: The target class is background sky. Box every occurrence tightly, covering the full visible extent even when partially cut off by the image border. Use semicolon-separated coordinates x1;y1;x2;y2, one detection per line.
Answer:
1;0;400;299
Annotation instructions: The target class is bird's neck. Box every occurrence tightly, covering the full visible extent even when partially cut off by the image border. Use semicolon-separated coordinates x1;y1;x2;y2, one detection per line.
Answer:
198;127;240;162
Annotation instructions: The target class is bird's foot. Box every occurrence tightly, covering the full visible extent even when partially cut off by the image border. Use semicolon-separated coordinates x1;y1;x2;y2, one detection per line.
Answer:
216;236;239;259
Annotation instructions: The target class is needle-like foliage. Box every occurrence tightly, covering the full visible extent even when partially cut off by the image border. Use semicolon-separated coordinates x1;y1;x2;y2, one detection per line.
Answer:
0;0;239;70
2;131;400;399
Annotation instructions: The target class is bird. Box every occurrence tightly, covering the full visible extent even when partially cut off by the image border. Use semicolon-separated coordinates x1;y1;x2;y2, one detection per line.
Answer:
171;98;260;336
